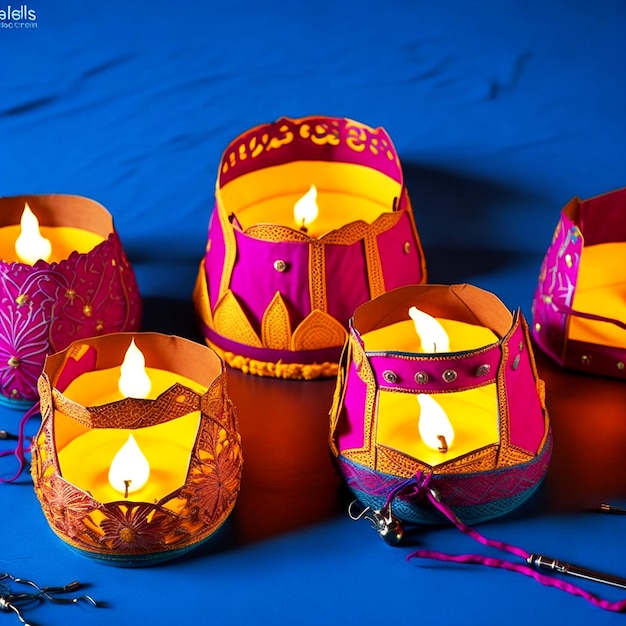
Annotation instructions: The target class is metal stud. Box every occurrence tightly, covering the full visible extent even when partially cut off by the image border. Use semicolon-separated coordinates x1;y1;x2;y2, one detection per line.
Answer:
383;370;398;384
581;354;591;366
7;357;20;369
475;364;491;377
273;259;287;272
534;322;541;332
618;362;625;371
414;371;429;385
519;341;524;351
15;294;29;306
512;354;521;370
403;241;411;254
564;253;573;268
442;369;457;383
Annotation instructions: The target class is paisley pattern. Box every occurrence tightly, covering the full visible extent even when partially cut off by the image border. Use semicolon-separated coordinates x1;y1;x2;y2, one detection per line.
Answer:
0;234;141;404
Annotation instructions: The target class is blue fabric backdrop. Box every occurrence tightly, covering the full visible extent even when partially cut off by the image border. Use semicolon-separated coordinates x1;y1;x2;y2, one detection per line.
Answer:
2;2;626;624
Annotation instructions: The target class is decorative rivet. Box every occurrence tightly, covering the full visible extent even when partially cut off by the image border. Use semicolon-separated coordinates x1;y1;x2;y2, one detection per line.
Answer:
542;294;552;304
10;389;18;397
512;354;521;370
442;369;457;383
7;356;20;369
534;322;541;332
403;241;411;254
273;259;287;272
15;293;29;306
82;304;92;317
475;364;491;377
581;354;591;366
618;362;625;371
519;341;524;351
65;289;76;303
383;370;398;384
96;320;104;331
564;253;573;268
414;371;429;385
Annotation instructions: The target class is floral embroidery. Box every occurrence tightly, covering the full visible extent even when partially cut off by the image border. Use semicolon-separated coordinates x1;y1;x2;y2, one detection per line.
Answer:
99;504;178;553
40;476;98;539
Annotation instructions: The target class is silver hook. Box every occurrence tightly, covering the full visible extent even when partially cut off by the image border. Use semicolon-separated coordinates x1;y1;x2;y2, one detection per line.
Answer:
348;500;404;546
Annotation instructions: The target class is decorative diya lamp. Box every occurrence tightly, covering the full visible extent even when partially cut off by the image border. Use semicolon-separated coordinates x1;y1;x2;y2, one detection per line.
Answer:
194;116;426;380
0;194;141;406
330;284;551;528
31;332;242;566
532;187;626;378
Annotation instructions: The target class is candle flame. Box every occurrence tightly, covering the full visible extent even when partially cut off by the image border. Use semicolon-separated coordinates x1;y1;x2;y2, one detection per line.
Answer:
15;202;52;264
118;339;152;399
417;394;455;453
108;433;150;496
293;184;319;232
409;306;450;353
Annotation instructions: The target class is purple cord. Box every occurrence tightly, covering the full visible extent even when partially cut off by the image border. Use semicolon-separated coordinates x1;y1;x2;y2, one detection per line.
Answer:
0;402;40;484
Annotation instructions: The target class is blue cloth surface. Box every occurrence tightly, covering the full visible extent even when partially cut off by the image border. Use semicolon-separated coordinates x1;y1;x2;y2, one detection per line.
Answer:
2;1;626;624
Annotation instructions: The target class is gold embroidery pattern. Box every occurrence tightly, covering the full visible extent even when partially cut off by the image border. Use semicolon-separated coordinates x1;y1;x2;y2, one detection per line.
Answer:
364;232;385;299
31;358;243;562
213;290;262;348
261;292;291;350
309;242;326;313
291;310;347;351
220;117;400;179
340;335;379;469
216;192;237;302
222;350;338;380
192;262;213;327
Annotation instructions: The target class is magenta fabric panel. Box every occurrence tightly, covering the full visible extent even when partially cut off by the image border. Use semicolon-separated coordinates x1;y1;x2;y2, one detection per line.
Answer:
378;212;424;290
219;116;402;187
337;361;368;452
0;232;141;403
54;346;98;393
229;232;311;333
503;318;546;455
324;241;370;326
579;187;626;246
204;207;226;310
531;212;581;364
199;320;342;365
368;344;500;393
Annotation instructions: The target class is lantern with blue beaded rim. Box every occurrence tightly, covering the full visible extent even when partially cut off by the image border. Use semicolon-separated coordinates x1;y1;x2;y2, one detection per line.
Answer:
330;284;551;529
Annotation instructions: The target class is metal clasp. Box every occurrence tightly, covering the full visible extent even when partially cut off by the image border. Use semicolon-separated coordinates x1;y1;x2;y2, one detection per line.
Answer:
348;500;404;546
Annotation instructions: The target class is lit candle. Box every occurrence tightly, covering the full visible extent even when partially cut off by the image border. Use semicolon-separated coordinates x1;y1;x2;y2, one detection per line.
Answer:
417;394;455;453
14;202;52;264
118;339;151;399
293;184;319;233
409;306;449;353
108;433;150;498
363;305;500;467
411;306;455;453
56;337;208;502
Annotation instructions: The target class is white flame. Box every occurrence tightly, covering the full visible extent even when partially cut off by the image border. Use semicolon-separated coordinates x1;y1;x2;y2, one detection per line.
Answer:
293;184;319;230
409;306;450;353
118;339;152;399
417;394;455;453
15;203;52;264
108;433;150;495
